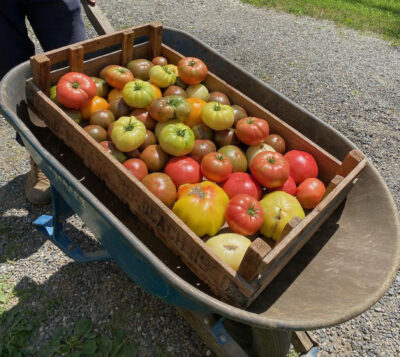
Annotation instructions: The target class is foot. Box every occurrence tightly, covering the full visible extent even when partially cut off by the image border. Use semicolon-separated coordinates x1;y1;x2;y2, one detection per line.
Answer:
25;159;51;205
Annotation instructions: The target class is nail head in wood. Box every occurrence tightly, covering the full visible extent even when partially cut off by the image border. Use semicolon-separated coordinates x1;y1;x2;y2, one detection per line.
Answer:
30;54;51;96
121;29;135;66
69;44;84;73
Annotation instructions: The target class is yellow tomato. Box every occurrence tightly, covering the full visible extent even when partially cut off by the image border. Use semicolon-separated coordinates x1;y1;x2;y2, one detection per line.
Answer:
150;83;162;99
166;64;178;76
81;96;109;119
107;88;123;102
173;181;229;237
184;97;206;127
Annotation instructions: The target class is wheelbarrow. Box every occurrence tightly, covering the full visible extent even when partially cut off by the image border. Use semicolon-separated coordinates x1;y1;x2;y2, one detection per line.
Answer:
1;3;399;356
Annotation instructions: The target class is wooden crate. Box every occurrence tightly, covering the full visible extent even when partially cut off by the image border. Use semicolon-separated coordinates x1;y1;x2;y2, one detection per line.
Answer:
26;23;367;308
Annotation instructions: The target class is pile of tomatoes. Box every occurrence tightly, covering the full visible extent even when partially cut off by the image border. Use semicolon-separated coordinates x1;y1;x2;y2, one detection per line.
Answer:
53;55;327;271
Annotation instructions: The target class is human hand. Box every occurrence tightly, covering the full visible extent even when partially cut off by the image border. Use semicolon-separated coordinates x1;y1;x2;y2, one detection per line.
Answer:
87;0;96;5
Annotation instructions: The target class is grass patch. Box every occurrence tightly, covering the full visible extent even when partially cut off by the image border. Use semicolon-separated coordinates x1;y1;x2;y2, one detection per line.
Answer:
242;0;400;45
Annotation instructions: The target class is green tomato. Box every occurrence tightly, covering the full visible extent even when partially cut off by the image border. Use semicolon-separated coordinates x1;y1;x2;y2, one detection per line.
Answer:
50;85;61;106
122;80;155;108
186;84;209;101
111;116;146;152
155;119;179;141
159;123;195;156
149;65;176;88
201;102;234;130
149;95;191;123
91;77;109;97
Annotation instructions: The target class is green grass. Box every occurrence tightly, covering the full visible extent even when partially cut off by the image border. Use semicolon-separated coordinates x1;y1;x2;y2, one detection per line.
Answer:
242;0;400;45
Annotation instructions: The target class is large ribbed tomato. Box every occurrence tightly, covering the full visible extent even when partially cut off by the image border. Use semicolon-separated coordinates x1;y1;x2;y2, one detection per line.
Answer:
164;156;202;187
105;66;134;89
221;172;262;200
284;150;319;184
235;117;269;146
177;57;208;85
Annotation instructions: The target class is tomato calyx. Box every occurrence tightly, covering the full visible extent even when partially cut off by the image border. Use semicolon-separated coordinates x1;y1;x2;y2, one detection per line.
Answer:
188;60;196;67
71;82;80;89
267;157;276;164
167;97;179;107
176;128;187;137
162;66;173;75
134;82;143;91
213;102;221;111
247;204;260;217
124;117;136;132
215;153;225;161
246;117;255;124
117;68;128;74
189;185;206;199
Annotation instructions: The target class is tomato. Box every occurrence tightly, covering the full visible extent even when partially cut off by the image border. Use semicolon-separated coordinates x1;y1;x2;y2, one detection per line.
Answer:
83;125;107;142
236;117;269;146
184;97;206;127
149;96;191;123
207;91;230;105
152;56;168;65
111;116;146;152
123;158;148;180
139;130;156;151
296;178;326;209
284;150;319;184
50;85;61;106
63;108;83;125
202;102;234;130
99;140;126;163
250;151;290;188
125;149;140;159
177;57;208;85
225;194;264;236
231;104;247;127
164;156;202;187
81;96;109;119
107;122;114;140
150;83;162;99
91;77;109;98
105;66;134;89
108;88;122;102
201;152;232;183
99;64;119;80
56;72;97;109
129;108;156;130
108;97;132;117
218;145;247;172
206;233;251;271
140;145;169;172
154;119;179;141
246;143;276;166
149;65;176;88
188;139;216;163
270;175;297;196
173;181;229;236
264;134;286;154
174;77;188;89
163;85;187;97
90;109;115;128
186;84;209;101
191;123;213;140
214;128;240;147
221;172;262;200
142;173;177;207
166;64;178;76
122;79;155;108
127;59;153;80
159;123;195;156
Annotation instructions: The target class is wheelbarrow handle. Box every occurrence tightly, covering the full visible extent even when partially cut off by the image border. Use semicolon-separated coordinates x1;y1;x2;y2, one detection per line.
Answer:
80;0;115;35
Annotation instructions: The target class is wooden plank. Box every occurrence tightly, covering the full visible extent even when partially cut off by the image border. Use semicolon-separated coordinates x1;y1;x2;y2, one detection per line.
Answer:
336;149;364;178
80;0;115;35
30;54;50;96
278;216;302;243
291;331;314;353
149;22;163;58
161;44;341;184
237;238;272;282
323;174;344;199
121;30;135;66
69;45;84;73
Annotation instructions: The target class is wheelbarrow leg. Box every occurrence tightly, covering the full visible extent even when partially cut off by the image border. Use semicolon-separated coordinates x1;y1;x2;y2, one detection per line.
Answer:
250;326;291;357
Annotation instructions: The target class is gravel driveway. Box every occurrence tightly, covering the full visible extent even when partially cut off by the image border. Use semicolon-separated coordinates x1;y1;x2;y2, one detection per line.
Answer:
1;0;399;355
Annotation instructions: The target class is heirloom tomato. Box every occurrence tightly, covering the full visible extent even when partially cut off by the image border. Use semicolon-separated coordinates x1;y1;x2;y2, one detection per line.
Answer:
264;134;286;154
185;84;209;101
129;108;156;130
284;150;319;184
188;139;216;163
166;64;178;76
152;56;168;65
246;143;276;166
139;130;156;151
123;158;148;180
214;128;240;148
140;145;169;172
221;172;262;200
150;84;162;99
191;123;213;140
184;97;206;127
99;64;118;80
149;96;191;123
250;151;290;188
50;85;61;106
164;85;187;97
83;125;107;142
270;176;297;196
164;156;202;187
122;79;155;108
105;66;134;89
207;91;230;105
63;108;83;125
107;88;122;102
108;97;131;117
81;96;109;119
201;102;234;131
127;59;153;80
218;145;247;173
236;117;269;146
225;194;264;236
201;152;232;183
149;65;176;88
99;141;126;163
91;77;108;97
177;57;208;85
173;181;229;236
231;105;247;127
56;72;97;109
142;173;177;207
159;123;195;156
89;109;115;129
296;178;326;209
111;116;146;152
154;119;179;141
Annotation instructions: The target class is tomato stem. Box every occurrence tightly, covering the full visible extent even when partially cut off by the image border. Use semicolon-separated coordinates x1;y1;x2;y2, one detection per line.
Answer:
134;82;142;91
216;153;224;161
71;82;80;89
214;102;221;111
176;128;187;137
267;157;276;164
189;60;196;67
247;204;260;217
124;117;135;132
162;66;172;75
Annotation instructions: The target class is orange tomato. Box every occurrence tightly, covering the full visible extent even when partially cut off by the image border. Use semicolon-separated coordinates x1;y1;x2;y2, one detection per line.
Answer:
184;97;206;127
150;83;162;99
108;88;122;102
81;96;109;119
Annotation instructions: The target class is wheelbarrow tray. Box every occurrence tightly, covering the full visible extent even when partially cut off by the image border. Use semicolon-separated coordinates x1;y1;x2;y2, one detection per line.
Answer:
1;26;399;330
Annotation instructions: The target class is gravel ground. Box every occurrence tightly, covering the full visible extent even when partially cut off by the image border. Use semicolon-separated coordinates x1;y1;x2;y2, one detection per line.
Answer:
1;0;399;355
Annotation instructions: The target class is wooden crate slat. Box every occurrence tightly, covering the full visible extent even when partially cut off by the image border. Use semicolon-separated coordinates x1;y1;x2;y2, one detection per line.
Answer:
69;45;84;73
121;30;135;66
30;54;50;96
148;22;163;58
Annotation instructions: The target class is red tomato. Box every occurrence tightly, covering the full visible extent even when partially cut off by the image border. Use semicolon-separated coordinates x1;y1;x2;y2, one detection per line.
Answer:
250;151;290;188
235;117;269;146
56;72;97;109
222;172;262;200
225;194;264;236
201;152;232;183
284;150;319;184
152;56;168;65
296;178;326;209
177;57;208;85
123;158;148;180
105;66;134;89
270;176;297;196
141;173;177;207
164;156;202;187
